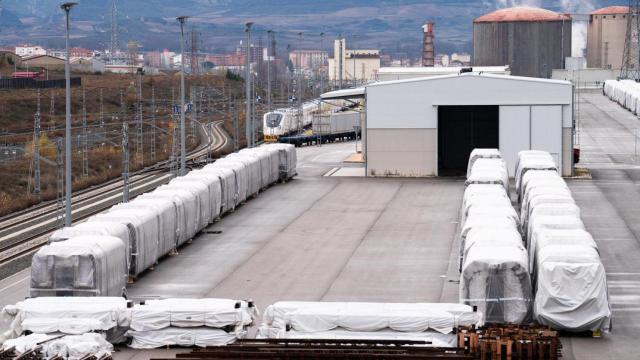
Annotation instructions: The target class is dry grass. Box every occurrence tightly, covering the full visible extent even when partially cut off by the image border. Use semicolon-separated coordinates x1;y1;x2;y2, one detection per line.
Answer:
0;72;244;217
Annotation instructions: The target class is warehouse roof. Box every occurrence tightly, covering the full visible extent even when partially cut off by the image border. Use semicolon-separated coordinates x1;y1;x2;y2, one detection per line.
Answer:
474;6;571;23
367;73;572;88
321;87;365;100
590;6;629;15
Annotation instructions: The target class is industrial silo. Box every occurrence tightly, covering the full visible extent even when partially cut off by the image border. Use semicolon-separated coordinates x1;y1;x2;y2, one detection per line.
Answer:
587;6;629;70
473;6;572;78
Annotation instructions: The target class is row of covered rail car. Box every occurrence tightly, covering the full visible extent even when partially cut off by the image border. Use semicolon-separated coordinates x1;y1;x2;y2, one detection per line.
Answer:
30;144;297;298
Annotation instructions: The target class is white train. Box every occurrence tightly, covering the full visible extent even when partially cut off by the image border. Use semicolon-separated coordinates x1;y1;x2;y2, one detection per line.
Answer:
263;100;320;141
30;144;297;298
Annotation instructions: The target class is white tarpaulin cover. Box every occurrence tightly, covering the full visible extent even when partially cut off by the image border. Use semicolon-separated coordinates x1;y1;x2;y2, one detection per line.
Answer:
165;179;212;231
463;205;519;230
459;215;518;252
126;327;239;349
211;159;249;204
225;153;262;197
1;333;113;360
149;185;200;244
30;236;127;298
1;297;129;338
467;149;502;177
525;215;585;246
534;245;611;332
130;298;257;331
199;166;237;213
182;170;223;219
604;80;640;114
528;228;597;280
519;170;564;202
239;148;274;189
266;143;297;180
49;221;131;266
515;151;556;197
112;198;178;259
465;169;509;193
462;184;510;208
461;228;523;262
520;194;575;234
460;245;532;324
92;210;158;277
460;197;512;228
257;329;457;347
261;302;482;335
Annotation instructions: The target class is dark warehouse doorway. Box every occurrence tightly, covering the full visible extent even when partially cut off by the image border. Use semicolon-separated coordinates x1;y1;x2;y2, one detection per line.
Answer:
438;105;499;176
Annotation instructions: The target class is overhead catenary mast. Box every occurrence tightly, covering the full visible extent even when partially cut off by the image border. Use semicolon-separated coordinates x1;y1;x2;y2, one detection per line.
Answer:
621;1;640;80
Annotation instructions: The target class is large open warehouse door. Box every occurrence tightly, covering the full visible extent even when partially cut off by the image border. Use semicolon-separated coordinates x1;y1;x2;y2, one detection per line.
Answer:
438;105;499;176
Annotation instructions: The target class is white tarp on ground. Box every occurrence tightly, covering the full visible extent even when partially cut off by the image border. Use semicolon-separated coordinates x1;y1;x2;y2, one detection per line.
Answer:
198;166;237;214
534;245;611;332
126;327;239;349
211;159;249;205
257;329;457;347
30;236;127;298
467;149;502;178
93;209;160;277
261;302;482;335
1;333;113;360
130;299;257;331
460;245;532;324
1;297;129;339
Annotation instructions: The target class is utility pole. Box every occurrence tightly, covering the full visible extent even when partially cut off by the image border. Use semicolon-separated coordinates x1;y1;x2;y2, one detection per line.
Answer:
32;90;41;195
150;86;156;160
245;22;254;148
81;87;88;177
136;72;143;166
99;88;104;129
56;138;64;228
320;32;325;96
61;2;77;228
267;30;273;112
297;32;303;133
122;122;129;202
177;16;189;175
49;90;55;131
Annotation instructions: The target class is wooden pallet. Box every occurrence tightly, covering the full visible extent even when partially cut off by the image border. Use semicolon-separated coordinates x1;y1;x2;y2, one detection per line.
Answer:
457;324;561;360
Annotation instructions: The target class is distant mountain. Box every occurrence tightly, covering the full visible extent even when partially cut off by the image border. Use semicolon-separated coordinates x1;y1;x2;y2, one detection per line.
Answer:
0;0;623;57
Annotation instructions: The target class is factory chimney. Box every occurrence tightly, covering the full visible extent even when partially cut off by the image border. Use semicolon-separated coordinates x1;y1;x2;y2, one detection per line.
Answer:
422;22;434;67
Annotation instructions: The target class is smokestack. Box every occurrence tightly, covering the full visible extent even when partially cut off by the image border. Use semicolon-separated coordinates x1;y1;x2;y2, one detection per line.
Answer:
422;22;434;67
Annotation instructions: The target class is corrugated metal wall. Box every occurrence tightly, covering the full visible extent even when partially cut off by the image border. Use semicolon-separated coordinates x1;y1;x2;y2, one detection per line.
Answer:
473;20;572;78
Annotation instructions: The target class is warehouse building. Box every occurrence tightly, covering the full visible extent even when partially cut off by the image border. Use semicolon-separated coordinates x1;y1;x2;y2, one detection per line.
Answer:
322;73;573;177
473;6;572;78
587;6;629;70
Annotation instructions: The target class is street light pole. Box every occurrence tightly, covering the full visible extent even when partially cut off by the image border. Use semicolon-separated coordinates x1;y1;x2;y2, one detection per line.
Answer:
61;2;77;227
320;32;325;96
177;16;189;175
267;29;272;113
245;22;253;148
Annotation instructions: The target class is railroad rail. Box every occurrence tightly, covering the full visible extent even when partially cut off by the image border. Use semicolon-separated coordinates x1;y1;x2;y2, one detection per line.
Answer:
0;120;230;279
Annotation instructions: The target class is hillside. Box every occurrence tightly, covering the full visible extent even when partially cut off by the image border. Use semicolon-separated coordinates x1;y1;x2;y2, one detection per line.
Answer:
0;0;622;58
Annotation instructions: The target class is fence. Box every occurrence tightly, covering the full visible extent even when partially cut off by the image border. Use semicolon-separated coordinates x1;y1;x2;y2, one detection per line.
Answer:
0;77;82;90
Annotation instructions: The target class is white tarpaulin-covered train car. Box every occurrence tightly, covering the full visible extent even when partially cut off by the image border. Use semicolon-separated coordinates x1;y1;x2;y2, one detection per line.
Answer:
1;297;130;339
30;236;128;298
515;150;611;333
257;301;483;348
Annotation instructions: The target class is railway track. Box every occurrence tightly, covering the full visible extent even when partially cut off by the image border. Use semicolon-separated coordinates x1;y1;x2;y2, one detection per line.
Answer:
0;120;230;279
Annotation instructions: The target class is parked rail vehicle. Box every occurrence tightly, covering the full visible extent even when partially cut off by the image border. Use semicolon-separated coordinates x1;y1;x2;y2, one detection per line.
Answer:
263;100;321;142
312;110;361;143
30;144;298;298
